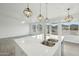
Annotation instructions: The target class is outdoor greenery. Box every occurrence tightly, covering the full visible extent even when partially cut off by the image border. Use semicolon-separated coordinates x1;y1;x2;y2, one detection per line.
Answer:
70;24;78;30
62;24;79;30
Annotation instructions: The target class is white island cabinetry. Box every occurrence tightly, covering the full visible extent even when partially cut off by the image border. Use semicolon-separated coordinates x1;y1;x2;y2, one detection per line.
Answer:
14;35;64;56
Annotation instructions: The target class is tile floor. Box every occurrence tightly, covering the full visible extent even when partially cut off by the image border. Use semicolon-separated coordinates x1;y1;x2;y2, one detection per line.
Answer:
64;41;79;56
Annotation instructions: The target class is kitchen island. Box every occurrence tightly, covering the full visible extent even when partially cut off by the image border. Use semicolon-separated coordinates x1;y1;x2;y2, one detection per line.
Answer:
14;34;64;56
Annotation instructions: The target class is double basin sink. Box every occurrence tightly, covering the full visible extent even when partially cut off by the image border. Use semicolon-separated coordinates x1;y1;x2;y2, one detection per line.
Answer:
41;39;58;47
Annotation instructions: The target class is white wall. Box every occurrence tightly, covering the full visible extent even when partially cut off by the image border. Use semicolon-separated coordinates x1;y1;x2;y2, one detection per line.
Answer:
0;3;30;38
0;25;29;38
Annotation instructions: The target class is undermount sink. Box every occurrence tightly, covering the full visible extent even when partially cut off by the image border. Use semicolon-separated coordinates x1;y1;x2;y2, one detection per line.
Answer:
41;39;58;47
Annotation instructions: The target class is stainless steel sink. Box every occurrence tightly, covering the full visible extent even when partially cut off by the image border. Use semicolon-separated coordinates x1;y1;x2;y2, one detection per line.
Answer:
41;39;58;47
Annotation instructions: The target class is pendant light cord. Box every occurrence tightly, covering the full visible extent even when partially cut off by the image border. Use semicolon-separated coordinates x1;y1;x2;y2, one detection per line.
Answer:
27;3;29;8
40;3;41;14
46;3;48;19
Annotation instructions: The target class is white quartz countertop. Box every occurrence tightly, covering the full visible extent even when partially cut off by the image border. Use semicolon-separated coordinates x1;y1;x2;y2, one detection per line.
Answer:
14;34;64;56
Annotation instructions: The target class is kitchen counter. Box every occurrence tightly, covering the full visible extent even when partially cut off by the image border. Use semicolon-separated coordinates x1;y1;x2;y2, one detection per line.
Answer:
14;34;64;56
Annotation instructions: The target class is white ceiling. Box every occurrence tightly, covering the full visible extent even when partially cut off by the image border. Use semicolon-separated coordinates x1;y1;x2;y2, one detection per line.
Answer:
0;3;79;27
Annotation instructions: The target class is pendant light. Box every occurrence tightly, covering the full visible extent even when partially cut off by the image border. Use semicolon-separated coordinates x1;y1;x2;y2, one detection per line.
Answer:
23;3;32;18
23;3;32;34
37;3;44;22
64;8;73;22
45;3;48;21
43;3;48;41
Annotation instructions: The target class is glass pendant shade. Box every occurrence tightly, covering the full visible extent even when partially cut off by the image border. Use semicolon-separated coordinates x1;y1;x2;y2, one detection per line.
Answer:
65;15;73;22
37;14;44;21
64;8;73;22
23;7;32;17
37;3;44;22
46;17;48;20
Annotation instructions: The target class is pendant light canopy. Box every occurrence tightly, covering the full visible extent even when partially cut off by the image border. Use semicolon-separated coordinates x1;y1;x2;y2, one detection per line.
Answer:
23;3;32;18
64;8;73;22
37;3;44;22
